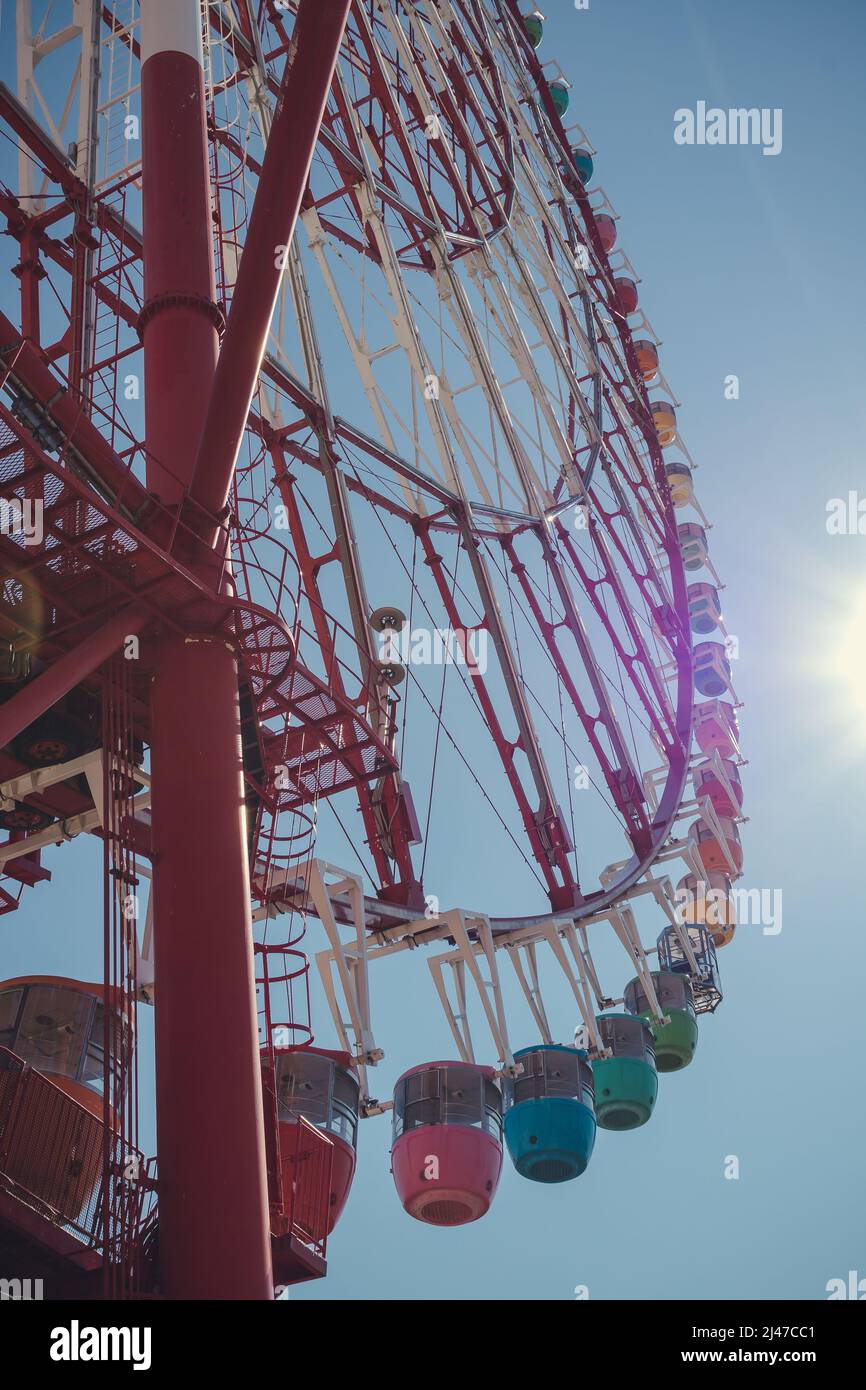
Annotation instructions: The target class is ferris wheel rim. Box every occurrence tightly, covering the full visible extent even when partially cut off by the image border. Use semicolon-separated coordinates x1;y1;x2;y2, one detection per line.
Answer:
0;0;697;921
237;0;698;914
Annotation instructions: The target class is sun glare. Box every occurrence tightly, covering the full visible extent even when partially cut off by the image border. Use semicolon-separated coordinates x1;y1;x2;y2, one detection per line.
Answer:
815;582;866;750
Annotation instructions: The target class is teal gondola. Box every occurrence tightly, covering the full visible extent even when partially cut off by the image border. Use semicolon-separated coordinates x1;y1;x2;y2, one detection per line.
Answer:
503;1044;596;1183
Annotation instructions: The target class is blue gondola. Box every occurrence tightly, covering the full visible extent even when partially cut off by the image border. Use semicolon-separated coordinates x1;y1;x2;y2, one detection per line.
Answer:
572;147;594;183
503;1044;596;1183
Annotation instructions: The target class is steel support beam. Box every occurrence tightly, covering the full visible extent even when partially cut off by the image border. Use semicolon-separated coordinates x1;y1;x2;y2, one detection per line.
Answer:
189;0;353;528
0;604;148;751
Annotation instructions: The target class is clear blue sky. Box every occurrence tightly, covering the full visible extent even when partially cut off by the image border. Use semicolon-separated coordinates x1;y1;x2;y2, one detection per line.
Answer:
2;0;865;1300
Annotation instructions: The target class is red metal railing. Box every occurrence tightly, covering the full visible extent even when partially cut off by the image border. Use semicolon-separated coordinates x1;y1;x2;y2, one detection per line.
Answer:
269;1114;334;1264
1;1043;331;1287
0;1047;154;1261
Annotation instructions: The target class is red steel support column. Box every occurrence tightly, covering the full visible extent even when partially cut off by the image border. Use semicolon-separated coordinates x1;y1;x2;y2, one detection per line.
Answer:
140;2;220;509
148;631;271;1300
141;0;271;1300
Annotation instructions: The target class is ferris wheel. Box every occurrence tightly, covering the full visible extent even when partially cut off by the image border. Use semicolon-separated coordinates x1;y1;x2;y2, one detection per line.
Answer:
0;0;745;1299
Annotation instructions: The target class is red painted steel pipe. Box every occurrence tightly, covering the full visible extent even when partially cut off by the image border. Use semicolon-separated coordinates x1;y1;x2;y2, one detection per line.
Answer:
148;631;272;1300
0;605;149;752
189;0;352;526
140;5;221;511
140;0;272;1300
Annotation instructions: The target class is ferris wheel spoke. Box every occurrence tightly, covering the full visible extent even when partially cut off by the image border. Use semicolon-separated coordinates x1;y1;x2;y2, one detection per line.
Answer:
414;521;576;901
367;0;513;240
546;525;678;750
497;533;642;822
266;436;423;903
